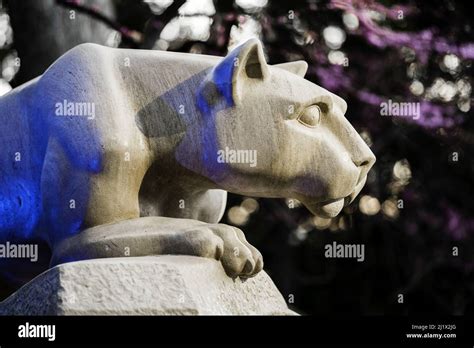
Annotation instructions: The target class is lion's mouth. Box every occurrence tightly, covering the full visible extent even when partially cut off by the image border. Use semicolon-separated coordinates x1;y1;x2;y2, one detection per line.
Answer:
304;198;345;218
316;198;345;217
303;175;368;218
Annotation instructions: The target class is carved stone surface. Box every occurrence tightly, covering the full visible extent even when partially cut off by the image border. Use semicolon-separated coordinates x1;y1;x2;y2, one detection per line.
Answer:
1;38;376;316
0;256;296;315
1;38;375;283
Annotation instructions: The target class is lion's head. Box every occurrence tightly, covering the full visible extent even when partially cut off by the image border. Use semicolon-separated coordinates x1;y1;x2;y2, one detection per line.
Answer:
176;38;375;218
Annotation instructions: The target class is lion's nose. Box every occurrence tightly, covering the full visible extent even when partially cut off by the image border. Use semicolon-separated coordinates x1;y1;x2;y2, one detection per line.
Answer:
353;154;375;169
353;152;376;180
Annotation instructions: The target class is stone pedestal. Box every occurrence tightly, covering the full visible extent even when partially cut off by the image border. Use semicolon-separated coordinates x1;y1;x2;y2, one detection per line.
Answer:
0;256;296;315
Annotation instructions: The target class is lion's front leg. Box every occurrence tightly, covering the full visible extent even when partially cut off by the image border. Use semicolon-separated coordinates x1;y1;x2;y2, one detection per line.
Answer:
50;216;263;278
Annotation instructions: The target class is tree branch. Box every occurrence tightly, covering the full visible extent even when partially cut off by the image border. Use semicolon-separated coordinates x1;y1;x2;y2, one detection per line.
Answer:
55;0;142;47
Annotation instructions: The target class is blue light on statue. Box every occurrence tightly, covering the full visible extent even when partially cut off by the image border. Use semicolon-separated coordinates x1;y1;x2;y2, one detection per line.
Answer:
0;83;103;249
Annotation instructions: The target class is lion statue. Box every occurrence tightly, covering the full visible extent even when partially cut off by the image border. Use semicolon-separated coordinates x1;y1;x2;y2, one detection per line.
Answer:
0;38;375;283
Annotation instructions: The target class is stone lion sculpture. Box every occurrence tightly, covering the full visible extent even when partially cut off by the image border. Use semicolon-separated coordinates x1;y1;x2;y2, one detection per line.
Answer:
0;38;375;283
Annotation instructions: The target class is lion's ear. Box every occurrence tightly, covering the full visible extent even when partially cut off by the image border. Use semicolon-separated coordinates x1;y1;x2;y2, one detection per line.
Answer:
211;38;269;105
274;61;308;77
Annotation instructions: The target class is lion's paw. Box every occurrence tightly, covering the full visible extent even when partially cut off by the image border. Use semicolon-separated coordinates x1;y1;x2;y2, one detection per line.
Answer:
208;223;263;278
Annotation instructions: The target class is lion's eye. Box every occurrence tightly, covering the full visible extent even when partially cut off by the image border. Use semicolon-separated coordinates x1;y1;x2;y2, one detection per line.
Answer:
297;105;321;127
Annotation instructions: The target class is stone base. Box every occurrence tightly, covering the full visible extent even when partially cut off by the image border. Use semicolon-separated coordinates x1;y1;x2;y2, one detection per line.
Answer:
0;256;296;315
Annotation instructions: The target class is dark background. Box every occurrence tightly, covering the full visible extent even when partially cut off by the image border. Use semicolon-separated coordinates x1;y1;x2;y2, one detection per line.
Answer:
0;0;472;315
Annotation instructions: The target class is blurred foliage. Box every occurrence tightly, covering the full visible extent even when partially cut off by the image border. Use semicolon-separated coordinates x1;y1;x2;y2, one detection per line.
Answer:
1;0;473;314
